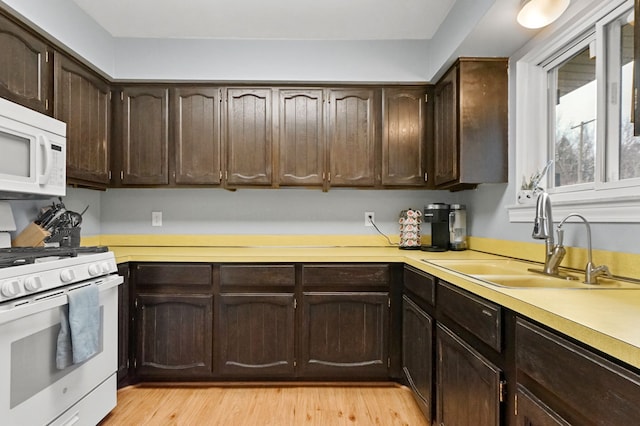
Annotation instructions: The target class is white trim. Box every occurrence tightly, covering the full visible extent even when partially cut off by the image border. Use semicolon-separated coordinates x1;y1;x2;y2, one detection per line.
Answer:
510;0;640;224
508;194;640;223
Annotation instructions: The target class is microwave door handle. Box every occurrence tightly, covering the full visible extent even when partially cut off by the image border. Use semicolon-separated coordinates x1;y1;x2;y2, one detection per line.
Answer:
38;134;53;185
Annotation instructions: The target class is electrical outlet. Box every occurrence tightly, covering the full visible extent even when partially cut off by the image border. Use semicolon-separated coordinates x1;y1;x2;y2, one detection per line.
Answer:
151;211;162;227
365;212;375;227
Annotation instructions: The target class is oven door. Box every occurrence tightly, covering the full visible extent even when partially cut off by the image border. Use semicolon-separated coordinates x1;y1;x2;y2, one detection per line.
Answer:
0;274;121;426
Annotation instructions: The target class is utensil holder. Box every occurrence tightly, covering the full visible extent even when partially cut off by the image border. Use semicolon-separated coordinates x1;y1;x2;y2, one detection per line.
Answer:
46;227;81;248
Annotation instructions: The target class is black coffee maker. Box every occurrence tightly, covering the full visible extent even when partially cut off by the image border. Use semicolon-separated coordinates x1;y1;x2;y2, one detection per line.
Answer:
421;203;450;252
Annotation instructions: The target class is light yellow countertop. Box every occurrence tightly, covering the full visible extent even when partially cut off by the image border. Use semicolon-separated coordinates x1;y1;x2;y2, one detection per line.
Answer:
96;234;640;370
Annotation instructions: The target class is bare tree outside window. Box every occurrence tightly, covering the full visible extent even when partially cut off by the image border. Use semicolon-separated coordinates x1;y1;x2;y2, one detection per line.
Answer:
553;47;596;187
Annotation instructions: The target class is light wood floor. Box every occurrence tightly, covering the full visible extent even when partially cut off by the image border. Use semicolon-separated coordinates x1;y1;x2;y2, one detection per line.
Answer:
100;382;428;425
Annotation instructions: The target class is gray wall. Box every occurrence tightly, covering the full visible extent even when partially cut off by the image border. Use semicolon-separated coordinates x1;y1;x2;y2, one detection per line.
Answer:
98;188;462;239
0;0;530;83
113;38;431;82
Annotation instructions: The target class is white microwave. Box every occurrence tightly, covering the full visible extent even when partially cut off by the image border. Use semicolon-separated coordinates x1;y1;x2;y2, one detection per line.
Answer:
0;97;66;199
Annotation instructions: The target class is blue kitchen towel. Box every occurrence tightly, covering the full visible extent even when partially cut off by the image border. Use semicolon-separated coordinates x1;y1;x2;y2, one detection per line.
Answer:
55;305;73;369
68;283;100;364
56;283;100;369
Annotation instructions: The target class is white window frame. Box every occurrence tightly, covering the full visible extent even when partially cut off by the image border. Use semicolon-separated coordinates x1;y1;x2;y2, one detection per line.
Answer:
509;0;640;223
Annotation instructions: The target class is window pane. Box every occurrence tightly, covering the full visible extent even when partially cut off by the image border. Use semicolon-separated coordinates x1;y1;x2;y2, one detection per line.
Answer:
553;47;596;187
618;21;640;180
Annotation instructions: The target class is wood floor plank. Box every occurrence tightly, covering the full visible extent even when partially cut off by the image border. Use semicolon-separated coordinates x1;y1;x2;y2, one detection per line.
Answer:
100;383;428;425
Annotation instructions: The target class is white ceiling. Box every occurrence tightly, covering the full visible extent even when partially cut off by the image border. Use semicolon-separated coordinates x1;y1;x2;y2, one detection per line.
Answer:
69;0;457;40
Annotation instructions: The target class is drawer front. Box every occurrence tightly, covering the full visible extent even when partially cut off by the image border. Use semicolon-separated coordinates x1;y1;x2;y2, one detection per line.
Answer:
404;266;435;306
438;281;501;351
516;319;640;425
302;264;390;288
134;263;212;288
220;264;295;287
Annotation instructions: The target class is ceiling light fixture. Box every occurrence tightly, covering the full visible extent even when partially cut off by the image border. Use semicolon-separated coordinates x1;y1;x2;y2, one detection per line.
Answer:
517;0;571;29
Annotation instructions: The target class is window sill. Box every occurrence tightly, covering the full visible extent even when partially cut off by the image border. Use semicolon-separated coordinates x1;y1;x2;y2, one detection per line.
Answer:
507;195;640;223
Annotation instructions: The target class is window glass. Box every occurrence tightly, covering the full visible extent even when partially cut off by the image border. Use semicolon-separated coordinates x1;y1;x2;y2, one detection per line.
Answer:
618;21;640;180
552;46;597;187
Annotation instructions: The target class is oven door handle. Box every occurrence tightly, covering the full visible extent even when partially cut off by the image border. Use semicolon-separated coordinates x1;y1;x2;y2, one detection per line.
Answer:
0;274;122;325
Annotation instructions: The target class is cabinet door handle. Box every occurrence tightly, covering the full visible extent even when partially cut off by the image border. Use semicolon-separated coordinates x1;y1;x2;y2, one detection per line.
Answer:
481;309;493;317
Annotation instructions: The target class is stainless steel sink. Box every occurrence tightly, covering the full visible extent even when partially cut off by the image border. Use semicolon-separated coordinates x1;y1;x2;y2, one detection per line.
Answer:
423;259;640;290
424;259;535;275
471;274;639;289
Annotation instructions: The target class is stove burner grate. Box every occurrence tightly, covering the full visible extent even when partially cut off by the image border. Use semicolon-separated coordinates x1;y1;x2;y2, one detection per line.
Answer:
0;246;108;268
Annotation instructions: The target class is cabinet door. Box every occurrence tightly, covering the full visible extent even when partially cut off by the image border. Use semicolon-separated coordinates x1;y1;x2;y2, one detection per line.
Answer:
136;293;213;379
327;89;377;187
173;87;221;185
436;324;501;426
119;87;169;185
54;54;110;186
0;13;51;114
516;385;570;426
382;88;429;186
278;89;325;187
434;66;458;187
300;292;389;378
117;263;130;386
402;296;433;421
225;88;272;186
218;293;295;377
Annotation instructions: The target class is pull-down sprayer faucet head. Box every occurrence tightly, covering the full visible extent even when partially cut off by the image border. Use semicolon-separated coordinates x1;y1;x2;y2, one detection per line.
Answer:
532;191;553;243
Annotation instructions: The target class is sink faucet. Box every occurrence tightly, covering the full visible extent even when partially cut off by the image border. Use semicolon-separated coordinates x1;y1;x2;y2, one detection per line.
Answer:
531;192;566;276
557;213;612;284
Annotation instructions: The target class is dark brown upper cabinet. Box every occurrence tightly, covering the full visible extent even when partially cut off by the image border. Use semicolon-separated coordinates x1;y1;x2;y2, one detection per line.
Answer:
54;53;111;187
224;88;273;187
172;87;222;185
116;86;169;185
277;89;325;188
0;12;52;114
434;58;508;190
382;87;431;187
327;88;378;187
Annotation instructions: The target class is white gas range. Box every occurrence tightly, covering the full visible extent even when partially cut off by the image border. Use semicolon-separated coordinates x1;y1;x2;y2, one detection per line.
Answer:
0;246;122;426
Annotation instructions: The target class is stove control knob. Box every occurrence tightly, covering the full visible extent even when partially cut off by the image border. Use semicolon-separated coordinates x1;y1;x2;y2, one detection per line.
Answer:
60;269;75;283
2;280;21;297
24;276;43;292
88;264;101;277
100;262;111;273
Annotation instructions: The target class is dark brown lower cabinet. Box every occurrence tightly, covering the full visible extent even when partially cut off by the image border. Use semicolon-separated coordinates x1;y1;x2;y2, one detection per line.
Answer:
117;263;130;385
136;293;213;379
300;292;389;378
436;324;501;426
516;318;640;425
515;385;569;426
217;293;295;377
402;295;433;421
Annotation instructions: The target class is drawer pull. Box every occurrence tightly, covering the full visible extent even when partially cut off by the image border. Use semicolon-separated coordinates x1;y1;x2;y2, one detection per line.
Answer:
481;309;493;317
